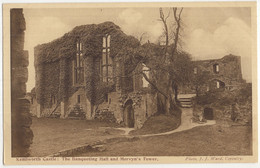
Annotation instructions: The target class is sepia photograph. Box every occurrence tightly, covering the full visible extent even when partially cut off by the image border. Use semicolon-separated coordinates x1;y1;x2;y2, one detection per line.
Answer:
3;1;258;165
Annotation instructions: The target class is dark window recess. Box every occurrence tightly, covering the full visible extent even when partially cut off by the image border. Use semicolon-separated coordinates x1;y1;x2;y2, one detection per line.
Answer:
204;107;214;120
31;98;33;104
105;94;108;102
77;95;81;104
109;98;111;104
213;64;219;73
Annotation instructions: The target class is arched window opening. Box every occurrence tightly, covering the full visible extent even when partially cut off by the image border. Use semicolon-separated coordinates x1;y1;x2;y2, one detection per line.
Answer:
216;81;220;88
101;34;112;83
216;80;225;89
74;38;84;84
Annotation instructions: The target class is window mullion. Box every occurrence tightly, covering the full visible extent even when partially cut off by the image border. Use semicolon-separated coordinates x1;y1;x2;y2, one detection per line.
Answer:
106;36;108;83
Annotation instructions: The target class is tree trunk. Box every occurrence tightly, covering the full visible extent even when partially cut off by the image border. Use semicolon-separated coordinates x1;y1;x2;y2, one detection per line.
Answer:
165;97;171;115
196;86;199;97
157;93;166;114
174;84;178;102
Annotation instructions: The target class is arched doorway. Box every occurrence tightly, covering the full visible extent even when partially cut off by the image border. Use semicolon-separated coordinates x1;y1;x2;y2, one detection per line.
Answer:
123;99;135;128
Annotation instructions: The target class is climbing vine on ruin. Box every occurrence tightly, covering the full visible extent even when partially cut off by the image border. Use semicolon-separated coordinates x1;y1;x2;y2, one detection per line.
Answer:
35;22;141;106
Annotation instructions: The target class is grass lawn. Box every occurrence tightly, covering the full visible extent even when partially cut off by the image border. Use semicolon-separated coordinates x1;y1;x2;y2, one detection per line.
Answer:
77;124;252;156
30;117;123;156
129;114;180;135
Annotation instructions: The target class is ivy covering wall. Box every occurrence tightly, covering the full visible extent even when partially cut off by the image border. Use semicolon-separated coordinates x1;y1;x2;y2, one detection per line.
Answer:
34;22;141;108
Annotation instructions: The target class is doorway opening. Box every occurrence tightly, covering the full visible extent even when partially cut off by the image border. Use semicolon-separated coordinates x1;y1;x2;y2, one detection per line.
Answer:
123;99;135;128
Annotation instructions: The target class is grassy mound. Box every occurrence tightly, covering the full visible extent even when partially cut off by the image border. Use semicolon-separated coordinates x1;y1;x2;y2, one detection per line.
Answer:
129;114;181;136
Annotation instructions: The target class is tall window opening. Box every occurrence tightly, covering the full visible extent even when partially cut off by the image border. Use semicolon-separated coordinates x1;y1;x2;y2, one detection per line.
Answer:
74;38;84;84
101;34;112;83
77;95;81;104
194;67;198;74
216;80;225;89
142;64;150;88
213;64;219;73
105;93;108;102
216;81;220;88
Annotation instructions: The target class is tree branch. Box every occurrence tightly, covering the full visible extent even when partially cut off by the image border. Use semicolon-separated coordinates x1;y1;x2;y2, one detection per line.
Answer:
159;8;169;60
171;7;183;59
141;71;168;98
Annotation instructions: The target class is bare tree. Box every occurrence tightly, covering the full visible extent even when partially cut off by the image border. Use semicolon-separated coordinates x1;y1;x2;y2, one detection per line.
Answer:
112;7;189;116
159;8;170;58
171;7;183;58
154;7;185;115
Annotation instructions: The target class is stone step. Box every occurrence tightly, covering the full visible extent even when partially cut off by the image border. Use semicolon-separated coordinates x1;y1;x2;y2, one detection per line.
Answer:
180;101;192;105
181;104;192;108
177;94;194;108
178;99;192;108
67;116;85;120
178;98;192;101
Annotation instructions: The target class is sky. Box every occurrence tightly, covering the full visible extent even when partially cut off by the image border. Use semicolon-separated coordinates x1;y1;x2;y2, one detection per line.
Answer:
23;7;252;91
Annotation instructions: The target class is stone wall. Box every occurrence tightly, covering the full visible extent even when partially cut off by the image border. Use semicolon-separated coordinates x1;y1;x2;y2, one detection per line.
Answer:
25;90;40;117
34;21;161;129
193;83;252;125
132;93;158;128
120;92;157;128
66;87;90;118
34;22;140;118
194;54;243;86
11;9;33;157
94;90;157;129
179;54;244;94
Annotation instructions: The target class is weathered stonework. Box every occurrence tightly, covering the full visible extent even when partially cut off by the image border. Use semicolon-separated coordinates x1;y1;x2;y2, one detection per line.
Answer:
34;22;157;128
193;83;252;124
11;9;33;157
180;54;245;95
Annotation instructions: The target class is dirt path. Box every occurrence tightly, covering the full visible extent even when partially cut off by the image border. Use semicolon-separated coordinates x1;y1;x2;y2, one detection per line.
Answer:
30;107;216;157
77;125;252;157
139;108;216;137
115;108;216;137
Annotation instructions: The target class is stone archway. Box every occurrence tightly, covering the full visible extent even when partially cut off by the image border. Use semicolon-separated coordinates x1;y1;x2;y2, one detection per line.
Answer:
123;99;135;128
